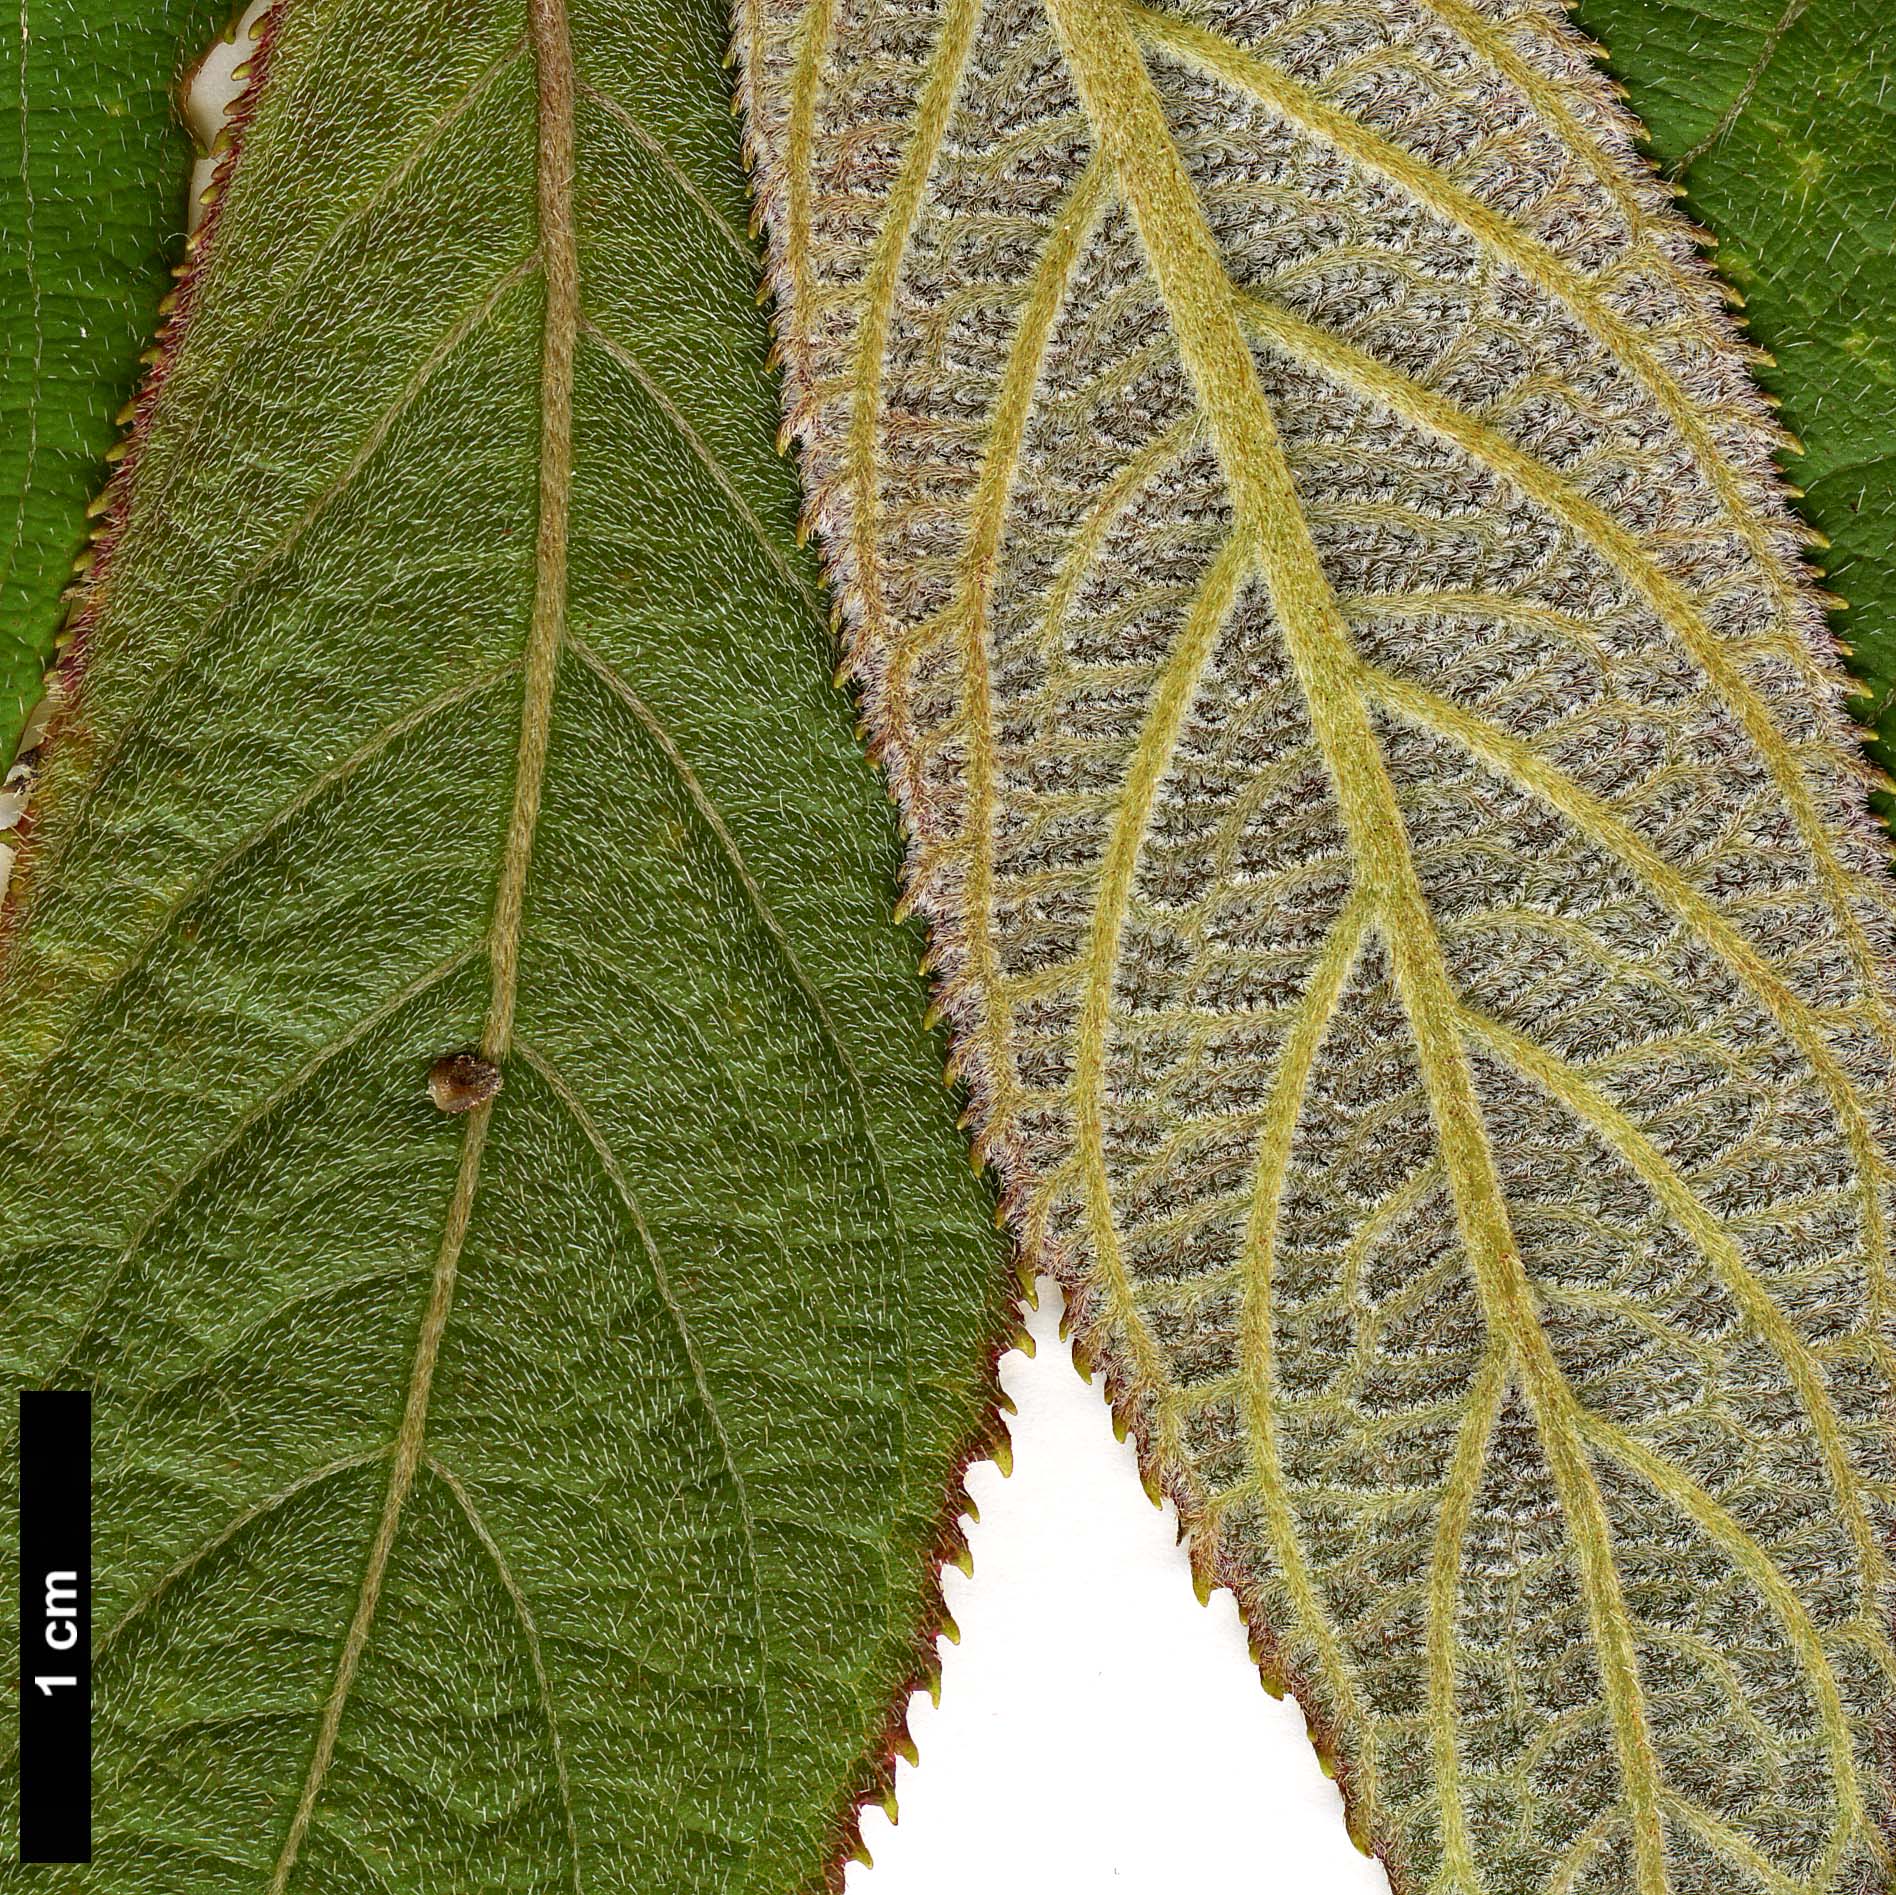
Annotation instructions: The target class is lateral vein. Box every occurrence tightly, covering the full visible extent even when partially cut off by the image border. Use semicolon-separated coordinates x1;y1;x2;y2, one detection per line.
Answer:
1233;887;1376;1814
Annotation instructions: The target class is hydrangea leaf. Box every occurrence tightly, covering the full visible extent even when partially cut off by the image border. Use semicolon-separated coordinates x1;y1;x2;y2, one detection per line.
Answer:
1571;0;1896;782
736;0;1896;1888
0;0;229;762
0;0;1012;1883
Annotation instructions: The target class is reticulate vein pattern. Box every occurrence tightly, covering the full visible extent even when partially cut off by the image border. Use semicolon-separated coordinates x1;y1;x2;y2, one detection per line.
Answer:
734;0;1896;1886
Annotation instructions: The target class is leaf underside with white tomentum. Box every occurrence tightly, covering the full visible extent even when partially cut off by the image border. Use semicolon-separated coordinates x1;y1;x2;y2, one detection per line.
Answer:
0;0;1014;1885
737;0;1896;1886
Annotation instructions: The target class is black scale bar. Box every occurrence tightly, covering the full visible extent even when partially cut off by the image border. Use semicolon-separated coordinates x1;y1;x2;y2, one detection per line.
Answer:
17;1389;91;1864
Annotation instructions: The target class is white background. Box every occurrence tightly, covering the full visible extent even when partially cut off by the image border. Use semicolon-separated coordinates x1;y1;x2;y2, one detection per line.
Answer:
849;1278;1394;1895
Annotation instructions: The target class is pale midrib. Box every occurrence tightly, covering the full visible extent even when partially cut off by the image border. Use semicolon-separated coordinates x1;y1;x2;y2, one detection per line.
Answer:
267;0;577;1876
1235;282;1896;1350
1460;1002;1891;1682
1037;0;1670;1884
1126;0;1896;1054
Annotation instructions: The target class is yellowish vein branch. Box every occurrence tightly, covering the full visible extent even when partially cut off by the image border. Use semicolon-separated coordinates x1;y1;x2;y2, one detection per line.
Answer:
1233;887;1375;1811
842;0;984;661
1457;999;1893;1673
1359;658;1895;1341
783;0;839;361
1236;283;1896;1061
1122;0;1851;733
1427;1346;1506;1890
1574;1407;1865;1876
1072;528;1250;1420
940;146;1107;1130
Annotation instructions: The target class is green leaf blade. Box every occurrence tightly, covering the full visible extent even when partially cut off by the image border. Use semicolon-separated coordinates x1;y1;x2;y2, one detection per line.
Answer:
0;0;234;762
0;0;1010;1882
1575;0;1896;775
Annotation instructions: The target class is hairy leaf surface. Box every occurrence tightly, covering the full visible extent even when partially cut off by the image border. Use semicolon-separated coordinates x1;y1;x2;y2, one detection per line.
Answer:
1573;0;1896;776
738;0;1896;1887
0;0;1013;1883
0;0;228;760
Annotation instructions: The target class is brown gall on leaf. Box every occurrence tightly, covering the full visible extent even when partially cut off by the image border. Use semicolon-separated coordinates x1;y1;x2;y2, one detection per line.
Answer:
426;1049;503;1116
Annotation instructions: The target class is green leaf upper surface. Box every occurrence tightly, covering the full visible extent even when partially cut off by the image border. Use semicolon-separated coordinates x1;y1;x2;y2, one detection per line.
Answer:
0;0;225;760
0;0;1011;1885
1577;0;1896;772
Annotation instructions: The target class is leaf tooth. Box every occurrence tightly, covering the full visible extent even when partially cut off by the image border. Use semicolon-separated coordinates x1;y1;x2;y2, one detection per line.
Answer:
1256;1660;1286;1703
1188;1537;1216;1606
989;1436;1013;1480
1345;1805;1376;1858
